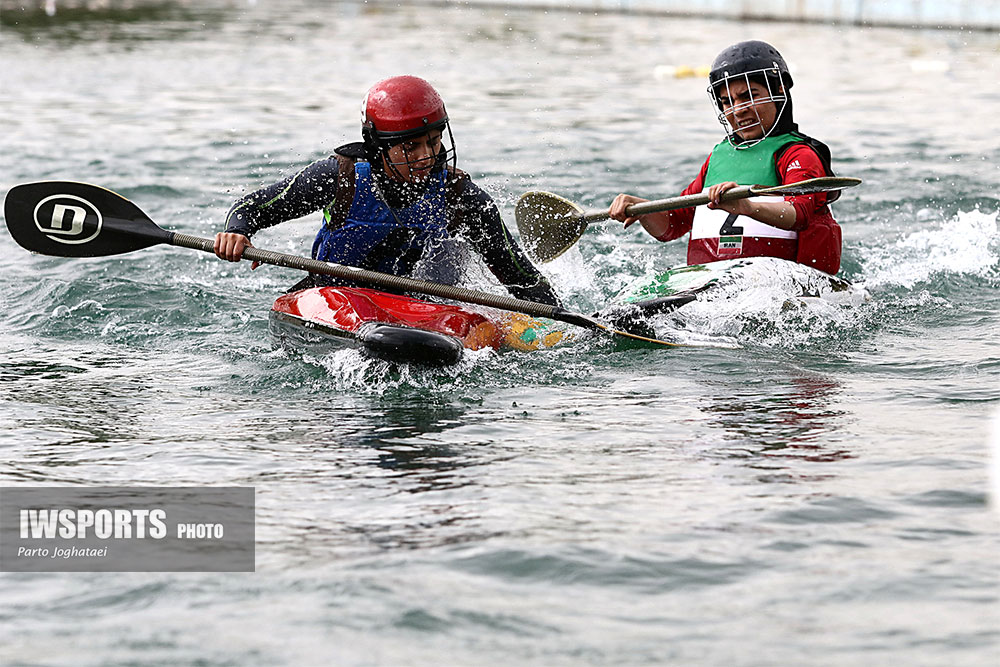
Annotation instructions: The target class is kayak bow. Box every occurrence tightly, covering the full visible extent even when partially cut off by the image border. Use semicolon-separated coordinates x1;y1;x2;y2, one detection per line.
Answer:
269;286;574;366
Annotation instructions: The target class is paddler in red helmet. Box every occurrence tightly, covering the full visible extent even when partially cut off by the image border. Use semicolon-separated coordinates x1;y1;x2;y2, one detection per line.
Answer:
609;40;843;275
214;75;560;305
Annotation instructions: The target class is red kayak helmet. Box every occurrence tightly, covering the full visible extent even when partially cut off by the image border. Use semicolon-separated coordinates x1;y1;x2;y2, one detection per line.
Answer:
361;76;456;176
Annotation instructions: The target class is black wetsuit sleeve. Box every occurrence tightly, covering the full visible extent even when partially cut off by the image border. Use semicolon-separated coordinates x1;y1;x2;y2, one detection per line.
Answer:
449;176;561;307
224;157;341;237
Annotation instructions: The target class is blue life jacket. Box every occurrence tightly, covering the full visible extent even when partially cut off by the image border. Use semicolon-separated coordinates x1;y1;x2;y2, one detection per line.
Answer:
312;161;463;284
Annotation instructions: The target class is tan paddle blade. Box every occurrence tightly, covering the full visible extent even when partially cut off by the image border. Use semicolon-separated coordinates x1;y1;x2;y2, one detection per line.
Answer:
515;191;586;263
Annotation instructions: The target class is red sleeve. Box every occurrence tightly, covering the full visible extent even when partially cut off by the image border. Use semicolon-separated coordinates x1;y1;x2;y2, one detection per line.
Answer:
654;155;709;242
776;144;830;231
778;144;842;274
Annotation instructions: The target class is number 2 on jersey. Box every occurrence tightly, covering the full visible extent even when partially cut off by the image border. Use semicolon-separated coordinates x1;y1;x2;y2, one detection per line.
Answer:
720;213;743;236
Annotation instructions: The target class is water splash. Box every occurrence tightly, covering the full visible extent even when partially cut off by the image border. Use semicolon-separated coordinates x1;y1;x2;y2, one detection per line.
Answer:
51;299;105;319
653;258;870;348
300;345;510;396
858;208;1000;290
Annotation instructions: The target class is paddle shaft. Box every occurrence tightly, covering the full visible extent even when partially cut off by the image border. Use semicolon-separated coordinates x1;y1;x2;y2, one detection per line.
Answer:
170;232;594;328
578;186;756;223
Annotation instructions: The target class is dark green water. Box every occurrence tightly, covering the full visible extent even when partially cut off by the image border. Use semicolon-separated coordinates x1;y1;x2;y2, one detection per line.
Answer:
1;1;998;664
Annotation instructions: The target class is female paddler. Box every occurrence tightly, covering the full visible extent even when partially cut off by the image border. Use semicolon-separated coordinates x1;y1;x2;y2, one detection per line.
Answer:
214;75;560;305
609;40;843;275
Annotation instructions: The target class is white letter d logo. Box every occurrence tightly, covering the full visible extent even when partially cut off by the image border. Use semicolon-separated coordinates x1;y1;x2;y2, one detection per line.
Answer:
34;194;103;245
48;204;87;236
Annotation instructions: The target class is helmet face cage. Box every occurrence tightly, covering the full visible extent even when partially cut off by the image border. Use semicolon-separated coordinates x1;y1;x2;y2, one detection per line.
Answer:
376;119;457;180
708;67;788;149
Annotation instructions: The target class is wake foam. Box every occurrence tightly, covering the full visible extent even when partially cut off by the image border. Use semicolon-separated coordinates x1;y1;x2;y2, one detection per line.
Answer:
652;257;870;348
858;208;999;290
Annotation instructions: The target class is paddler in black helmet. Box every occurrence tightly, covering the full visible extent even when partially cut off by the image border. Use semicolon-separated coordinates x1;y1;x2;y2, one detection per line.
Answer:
214;75;559;305
609;40;843;275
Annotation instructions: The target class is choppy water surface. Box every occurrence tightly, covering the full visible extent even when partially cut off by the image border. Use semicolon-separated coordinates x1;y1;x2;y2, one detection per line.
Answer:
2;1;998;664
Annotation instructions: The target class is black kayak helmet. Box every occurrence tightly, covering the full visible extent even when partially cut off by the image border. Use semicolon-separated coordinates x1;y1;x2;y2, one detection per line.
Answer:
708;40;795;148
708;40;793;92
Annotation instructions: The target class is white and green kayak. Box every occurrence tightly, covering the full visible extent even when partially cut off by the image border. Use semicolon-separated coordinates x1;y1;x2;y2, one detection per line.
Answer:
616;256;860;304
507;257;868;348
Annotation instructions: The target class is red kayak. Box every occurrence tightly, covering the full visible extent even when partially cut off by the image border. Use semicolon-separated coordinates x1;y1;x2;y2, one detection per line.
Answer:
270;286;570;366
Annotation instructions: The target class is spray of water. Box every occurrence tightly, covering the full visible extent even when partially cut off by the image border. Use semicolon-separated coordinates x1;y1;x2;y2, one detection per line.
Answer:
858;208;999;290
651;257;870;348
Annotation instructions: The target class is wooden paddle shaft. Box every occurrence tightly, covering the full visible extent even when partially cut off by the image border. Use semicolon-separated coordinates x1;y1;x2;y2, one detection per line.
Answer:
577;176;860;223
579;186;754;223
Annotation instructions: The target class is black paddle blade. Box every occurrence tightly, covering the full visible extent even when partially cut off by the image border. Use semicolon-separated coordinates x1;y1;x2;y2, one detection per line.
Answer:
3;181;172;257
